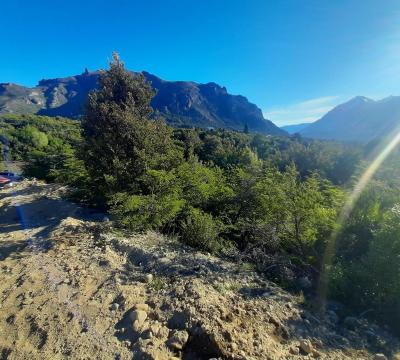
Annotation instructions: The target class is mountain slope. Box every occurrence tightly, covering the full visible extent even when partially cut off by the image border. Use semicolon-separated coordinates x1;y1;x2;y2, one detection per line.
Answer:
281;122;310;134
0;71;285;135
0;83;45;114
300;96;400;142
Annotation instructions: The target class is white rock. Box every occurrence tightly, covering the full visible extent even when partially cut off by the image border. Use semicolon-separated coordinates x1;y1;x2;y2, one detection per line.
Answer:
373;354;387;360
135;303;149;311
299;339;314;354
129;310;147;325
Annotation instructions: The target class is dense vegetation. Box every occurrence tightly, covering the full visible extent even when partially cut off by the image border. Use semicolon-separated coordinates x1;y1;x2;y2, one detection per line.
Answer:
1;55;400;334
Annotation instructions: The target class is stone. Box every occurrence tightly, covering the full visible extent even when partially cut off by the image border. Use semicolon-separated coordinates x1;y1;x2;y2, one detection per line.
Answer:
312;349;321;358
156;325;170;340
167;330;189;350
141;329;153;339
110;303;119;311
374;354;388;360
130;310;147;327
289;346;300;355
132;320;141;332
149;323;161;335
135;303;150;312
299;339;314;354
145;274;154;283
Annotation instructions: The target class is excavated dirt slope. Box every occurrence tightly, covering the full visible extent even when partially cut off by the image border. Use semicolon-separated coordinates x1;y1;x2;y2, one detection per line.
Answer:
0;180;399;360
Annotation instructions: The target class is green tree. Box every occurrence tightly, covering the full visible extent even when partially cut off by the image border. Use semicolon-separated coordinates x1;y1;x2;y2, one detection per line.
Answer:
19;125;49;149
109;169;184;231
81;53;182;203
331;205;400;333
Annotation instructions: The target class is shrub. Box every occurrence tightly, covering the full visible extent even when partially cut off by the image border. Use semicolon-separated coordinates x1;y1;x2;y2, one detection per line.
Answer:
109;192;184;232
179;207;221;253
330;206;400;333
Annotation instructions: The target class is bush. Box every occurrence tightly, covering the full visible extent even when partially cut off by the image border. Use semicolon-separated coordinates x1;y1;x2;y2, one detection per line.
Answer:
179;207;222;253
109;191;184;232
330;205;400;333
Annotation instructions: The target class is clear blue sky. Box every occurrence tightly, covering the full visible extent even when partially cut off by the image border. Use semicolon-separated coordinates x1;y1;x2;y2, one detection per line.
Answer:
2;0;400;125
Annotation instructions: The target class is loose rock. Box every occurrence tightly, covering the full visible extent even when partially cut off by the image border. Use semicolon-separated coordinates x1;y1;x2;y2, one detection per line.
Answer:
135;303;150;312
130;310;147;328
299;339;314;354
373;354;387;360
167;330;189;351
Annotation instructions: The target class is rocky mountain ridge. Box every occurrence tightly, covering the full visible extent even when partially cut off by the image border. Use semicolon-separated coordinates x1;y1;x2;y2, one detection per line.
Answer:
0;71;285;135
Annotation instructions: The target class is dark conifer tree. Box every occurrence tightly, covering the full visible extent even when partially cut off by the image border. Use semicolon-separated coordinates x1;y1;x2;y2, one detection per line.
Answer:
81;53;181;203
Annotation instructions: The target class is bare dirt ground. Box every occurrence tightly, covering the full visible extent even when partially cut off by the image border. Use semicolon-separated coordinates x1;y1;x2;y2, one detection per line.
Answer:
0;180;399;360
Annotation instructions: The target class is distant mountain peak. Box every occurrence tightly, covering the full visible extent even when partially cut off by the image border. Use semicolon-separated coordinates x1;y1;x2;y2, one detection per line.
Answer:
300;95;400;142
351;95;373;102
339;96;374;109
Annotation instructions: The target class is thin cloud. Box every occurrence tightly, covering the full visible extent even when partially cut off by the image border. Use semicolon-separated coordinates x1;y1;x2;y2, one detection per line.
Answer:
264;96;343;126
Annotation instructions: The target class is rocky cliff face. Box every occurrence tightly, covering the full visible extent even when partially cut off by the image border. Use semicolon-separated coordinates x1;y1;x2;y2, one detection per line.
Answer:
0;83;45;114
0;71;285;135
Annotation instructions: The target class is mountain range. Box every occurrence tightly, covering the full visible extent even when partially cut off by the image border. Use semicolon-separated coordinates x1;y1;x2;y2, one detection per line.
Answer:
2;70;400;143
280;123;310;134
0;70;285;135
300;96;400;143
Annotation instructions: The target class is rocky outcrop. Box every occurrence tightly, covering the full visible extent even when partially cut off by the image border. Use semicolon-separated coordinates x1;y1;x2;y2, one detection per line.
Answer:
0;71;286;135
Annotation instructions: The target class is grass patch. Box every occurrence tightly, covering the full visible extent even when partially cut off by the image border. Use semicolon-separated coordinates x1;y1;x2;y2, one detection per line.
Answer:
148;276;168;291
214;280;241;294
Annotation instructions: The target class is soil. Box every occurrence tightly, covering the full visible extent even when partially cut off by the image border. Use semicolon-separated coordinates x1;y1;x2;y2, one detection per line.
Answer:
0;180;399;360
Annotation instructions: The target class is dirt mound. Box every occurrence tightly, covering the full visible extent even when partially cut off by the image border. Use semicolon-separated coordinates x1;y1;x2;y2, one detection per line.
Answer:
0;180;399;359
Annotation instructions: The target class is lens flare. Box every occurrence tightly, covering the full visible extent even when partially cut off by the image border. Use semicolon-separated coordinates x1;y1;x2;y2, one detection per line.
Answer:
317;128;400;311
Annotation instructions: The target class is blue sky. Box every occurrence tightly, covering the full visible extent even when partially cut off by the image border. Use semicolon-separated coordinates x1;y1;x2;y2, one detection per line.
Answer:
2;0;400;125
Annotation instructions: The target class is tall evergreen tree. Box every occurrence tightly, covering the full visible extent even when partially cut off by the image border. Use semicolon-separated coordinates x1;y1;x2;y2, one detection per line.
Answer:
81;53;181;203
